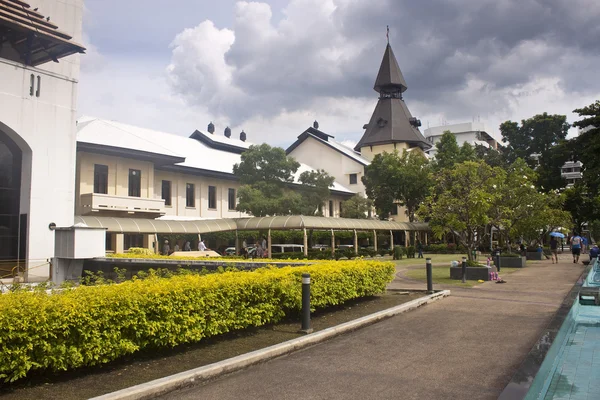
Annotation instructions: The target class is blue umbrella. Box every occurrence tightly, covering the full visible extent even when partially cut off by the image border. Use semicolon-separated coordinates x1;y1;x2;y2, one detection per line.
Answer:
550;232;565;238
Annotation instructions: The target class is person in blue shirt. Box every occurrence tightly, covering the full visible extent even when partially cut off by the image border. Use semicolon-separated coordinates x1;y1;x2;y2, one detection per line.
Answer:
582;236;588;254
571;233;583;264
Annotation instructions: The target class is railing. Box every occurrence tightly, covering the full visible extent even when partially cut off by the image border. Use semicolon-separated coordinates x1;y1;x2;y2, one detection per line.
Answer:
80;193;165;215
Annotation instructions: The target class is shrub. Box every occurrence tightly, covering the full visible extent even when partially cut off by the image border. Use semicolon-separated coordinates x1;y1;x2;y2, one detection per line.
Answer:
125;247;154;256
0;260;394;382
393;246;404;260
405;246;416;258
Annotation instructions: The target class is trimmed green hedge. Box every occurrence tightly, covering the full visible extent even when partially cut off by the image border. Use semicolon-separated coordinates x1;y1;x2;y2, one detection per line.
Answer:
0;260;394;382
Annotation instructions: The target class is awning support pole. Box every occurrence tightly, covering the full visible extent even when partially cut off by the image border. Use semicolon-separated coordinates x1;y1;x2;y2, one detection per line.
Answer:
373;230;378;252
331;229;335;258
303;228;308;257
235;230;240;256
154;233;159;254
267;229;272;258
354;229;358;255
390;230;394;250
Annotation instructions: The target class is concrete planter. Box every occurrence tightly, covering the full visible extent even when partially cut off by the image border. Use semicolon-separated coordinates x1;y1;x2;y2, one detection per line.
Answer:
526;252;543;261
495;256;526;268
450;266;498;281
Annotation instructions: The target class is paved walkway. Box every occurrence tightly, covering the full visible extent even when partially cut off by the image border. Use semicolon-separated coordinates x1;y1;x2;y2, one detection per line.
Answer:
159;255;585;400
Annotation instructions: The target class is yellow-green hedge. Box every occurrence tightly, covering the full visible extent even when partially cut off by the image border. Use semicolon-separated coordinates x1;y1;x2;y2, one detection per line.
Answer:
0;260;394;382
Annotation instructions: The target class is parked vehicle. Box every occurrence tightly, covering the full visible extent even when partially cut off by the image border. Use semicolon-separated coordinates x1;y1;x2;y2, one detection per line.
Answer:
223;247;236;256
271;244;304;253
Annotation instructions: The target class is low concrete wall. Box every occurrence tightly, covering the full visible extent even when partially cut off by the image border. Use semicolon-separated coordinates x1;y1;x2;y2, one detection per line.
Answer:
495;256;526;268
526;252;543;261
83;258;310;281
450;266;497;281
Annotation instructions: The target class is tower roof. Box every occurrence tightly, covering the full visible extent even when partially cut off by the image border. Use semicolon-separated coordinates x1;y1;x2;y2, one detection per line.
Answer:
374;44;407;93
355;43;430;152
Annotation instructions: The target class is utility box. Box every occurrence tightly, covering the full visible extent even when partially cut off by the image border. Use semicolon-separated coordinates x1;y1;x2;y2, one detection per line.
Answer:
54;226;106;259
52;226;106;284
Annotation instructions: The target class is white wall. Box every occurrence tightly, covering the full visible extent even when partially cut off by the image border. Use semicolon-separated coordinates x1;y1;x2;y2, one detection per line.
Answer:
288;136;366;195
0;0;83;280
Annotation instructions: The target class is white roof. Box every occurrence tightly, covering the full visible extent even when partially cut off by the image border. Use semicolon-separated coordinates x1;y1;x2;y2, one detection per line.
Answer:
200;129;253;149
324;137;370;165
77;117;354;194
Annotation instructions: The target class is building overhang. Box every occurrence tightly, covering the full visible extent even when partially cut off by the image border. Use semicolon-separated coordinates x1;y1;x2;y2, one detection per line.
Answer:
77;142;186;166
189;130;248;154
0;0;86;66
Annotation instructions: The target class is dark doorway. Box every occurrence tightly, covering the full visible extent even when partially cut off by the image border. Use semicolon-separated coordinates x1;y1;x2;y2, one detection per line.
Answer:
0;130;24;272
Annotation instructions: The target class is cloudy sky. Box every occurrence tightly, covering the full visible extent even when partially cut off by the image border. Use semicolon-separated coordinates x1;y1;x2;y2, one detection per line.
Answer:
78;0;600;147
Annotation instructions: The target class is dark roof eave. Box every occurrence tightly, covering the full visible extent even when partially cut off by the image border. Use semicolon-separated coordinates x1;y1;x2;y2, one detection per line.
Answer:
77;142;185;166
157;164;239;181
189;130;247;154
354;139;432;152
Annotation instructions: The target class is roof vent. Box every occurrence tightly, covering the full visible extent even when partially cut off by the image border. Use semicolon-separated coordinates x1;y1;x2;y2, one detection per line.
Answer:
207;122;215;133
313;120;319;129
377;117;388;128
363;124;369;129
240;130;247;142
224;126;231;138
409;117;422;128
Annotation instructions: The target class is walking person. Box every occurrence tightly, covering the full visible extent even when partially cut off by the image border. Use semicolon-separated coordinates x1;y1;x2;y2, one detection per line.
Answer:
550;236;559;264
582;236;588;254
417;240;424;258
590;244;599;264
198;239;207;251
571;232;583;264
184;241;191;251
162;240;170;256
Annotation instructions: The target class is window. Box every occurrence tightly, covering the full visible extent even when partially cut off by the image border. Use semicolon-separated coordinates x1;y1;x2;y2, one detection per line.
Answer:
228;188;236;210
349;173;358;185
124;234;144;250
128;169;141;197
339;201;343;215
329;200;334;217
390;205;398;215
186;183;195;207
161;180;172;206
208;185;217;209
93;164;108;194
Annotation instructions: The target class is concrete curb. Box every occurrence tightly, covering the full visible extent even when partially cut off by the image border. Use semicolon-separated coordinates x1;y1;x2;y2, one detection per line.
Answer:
90;290;450;400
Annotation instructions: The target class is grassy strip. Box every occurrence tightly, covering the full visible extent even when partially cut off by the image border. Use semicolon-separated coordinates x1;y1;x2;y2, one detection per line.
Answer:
403;265;520;287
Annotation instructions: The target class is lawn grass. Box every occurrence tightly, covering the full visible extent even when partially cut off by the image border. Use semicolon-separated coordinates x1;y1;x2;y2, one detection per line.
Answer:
403;264;520;287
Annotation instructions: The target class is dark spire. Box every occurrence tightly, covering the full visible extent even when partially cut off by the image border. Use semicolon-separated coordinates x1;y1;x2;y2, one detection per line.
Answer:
373;43;407;94
240;130;247;142
354;43;430;152
207;121;215;133
224;126;231;138
313;120;319;129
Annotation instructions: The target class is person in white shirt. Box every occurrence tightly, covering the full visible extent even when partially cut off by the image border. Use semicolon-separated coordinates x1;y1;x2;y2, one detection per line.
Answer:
198;240;207;251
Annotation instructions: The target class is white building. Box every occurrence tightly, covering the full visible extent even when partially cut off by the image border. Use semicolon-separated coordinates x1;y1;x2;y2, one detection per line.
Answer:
423;122;501;156
75;118;355;253
0;0;85;281
561;161;583;188
286;123;370;197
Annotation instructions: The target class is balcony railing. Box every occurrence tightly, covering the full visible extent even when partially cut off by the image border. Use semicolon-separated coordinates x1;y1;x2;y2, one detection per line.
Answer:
80;193;165;216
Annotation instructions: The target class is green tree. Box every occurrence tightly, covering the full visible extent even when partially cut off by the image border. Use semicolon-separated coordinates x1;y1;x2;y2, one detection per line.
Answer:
340;194;372;219
362;152;401;219
396;151;432;222
418;161;506;260
234;144;306;216
563;183;600;233
473;144;506;168
459;142;477;163
362;150;432;221
433;131;460;171
296;169;335;216
500;113;571;191
572;101;600;195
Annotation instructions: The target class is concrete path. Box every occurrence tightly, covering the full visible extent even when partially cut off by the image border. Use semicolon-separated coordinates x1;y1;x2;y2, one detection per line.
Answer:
159;255;585;400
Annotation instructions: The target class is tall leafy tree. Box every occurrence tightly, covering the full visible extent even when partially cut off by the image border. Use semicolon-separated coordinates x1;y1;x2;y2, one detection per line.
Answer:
433;131;460;171
362;151;401;219
418;161;506;260
474;144;507;168
499;113;571;191
234;144;334;217
563;183;600;233
362;150;431;221
396;151;432;222
340;194;372;219
572;101;600;195
296;169;335;216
